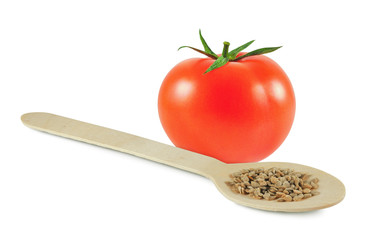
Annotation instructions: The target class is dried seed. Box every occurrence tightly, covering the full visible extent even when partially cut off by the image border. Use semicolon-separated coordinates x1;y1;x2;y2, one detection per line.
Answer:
251;181;260;188
303;188;311;194
226;167;320;202
293;194;304;201
246;188;255;193
259;180;267;186
254;188;263;197
277;170;284;177
225;181;233;186
283;195;292;202
234;178;241;183
311;181;319;189
276;192;286;198
303;193;312;199
249;171;256;176
302;174;310;181
270;167;277;173
294;177;299;187
295;173;302;178
241;175;249;182
293;189;302;194
260;173;268;179
269;195;277;200
275;181;282;187
270;176;279;184
299;179;304;187
240;169;247;174
303;183;313;189
283;181;291;188
263;192;271;200
285;175;292;181
269;187;278;192
311;190;320;196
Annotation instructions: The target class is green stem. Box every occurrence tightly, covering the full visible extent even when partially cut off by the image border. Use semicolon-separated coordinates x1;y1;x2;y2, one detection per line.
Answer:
222;41;230;58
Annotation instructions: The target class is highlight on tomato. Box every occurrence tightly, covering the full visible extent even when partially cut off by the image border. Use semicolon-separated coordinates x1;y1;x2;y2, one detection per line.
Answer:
158;30;295;163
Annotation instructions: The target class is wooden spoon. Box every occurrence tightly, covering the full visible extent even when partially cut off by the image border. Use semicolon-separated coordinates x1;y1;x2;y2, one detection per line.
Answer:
21;112;345;212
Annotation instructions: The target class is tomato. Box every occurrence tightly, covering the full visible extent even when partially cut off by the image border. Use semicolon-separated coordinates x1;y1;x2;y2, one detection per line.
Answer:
158;31;295;163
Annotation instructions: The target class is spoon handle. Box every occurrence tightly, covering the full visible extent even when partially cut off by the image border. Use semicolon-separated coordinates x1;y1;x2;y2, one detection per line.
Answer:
21;112;221;178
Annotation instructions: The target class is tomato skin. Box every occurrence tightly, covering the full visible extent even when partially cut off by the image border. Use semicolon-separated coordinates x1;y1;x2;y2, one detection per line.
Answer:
158;54;295;163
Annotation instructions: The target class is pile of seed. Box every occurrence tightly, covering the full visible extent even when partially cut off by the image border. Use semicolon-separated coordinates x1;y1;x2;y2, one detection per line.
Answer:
225;167;319;202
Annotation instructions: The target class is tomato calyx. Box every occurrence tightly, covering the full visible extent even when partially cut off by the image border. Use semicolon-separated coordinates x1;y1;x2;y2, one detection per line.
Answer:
178;29;282;73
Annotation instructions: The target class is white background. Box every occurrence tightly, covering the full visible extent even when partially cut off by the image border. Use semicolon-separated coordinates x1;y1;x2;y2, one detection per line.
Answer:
1;0;364;239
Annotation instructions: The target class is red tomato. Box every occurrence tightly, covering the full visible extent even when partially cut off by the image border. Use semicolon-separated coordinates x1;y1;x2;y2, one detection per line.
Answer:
158;52;295;164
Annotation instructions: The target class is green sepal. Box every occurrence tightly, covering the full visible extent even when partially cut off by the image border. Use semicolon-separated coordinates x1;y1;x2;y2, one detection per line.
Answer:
233;46;282;61
178;30;283;74
228;40;255;59
199;29;218;58
204;55;229;74
178;46;218;59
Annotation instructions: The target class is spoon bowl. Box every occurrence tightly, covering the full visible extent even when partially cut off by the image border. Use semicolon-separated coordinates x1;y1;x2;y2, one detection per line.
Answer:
21;112;345;212
210;161;344;212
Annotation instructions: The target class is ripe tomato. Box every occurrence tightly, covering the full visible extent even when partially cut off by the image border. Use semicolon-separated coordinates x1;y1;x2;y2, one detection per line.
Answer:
158;32;295;163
